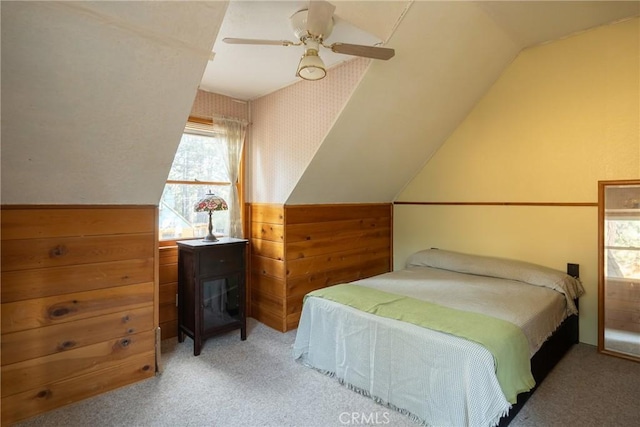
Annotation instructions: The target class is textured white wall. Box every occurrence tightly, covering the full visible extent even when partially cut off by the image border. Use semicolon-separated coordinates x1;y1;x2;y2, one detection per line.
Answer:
190;90;249;121
1;1;228;205
249;58;370;204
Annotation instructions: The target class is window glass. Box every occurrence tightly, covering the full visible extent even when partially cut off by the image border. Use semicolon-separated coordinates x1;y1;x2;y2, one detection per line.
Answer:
167;132;228;183
159;130;230;241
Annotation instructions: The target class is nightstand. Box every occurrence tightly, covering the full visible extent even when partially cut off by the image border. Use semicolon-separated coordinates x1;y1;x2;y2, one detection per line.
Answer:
176;237;248;356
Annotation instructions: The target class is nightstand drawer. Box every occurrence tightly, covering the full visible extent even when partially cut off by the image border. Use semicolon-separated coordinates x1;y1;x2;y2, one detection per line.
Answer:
199;245;244;276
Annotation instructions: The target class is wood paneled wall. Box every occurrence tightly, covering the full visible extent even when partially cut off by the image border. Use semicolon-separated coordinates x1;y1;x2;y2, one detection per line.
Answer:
250;204;286;331
249;203;392;332
159;246;178;339
1;206;158;425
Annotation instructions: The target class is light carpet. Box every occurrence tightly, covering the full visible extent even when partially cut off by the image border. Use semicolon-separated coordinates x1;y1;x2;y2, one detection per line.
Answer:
15;318;640;427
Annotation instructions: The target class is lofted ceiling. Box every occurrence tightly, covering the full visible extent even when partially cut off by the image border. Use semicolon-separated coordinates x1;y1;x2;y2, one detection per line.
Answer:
286;0;640;204
1;1;229;205
1;1;638;207
202;1;640;102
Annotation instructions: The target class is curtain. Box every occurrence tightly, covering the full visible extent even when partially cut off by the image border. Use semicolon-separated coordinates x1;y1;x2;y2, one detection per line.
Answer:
220;118;247;238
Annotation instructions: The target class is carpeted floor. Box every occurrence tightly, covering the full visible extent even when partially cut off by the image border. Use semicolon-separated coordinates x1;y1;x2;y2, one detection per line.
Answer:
16;318;640;427
508;340;640;427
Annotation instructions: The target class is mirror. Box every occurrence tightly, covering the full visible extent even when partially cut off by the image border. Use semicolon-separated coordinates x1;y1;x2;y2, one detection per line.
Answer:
598;179;640;361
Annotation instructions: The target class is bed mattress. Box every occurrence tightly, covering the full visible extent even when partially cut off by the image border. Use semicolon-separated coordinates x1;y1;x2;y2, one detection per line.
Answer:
293;266;569;427
349;266;567;355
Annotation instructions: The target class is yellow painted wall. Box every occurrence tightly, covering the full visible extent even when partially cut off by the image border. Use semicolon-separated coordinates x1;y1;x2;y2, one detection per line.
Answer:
394;18;640;345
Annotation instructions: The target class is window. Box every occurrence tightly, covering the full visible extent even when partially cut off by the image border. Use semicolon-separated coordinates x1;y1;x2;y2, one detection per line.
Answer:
159;126;231;241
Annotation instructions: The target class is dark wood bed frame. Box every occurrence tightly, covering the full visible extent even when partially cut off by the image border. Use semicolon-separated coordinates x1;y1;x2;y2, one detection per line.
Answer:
498;264;581;426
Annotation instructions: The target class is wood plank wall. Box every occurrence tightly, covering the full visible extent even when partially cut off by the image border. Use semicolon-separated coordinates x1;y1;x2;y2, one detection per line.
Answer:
249;203;392;332
1;206;158;425
249;204;286;331
158;246;178;339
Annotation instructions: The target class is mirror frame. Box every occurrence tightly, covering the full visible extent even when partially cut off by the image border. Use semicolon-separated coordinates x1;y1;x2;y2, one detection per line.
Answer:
597;179;640;362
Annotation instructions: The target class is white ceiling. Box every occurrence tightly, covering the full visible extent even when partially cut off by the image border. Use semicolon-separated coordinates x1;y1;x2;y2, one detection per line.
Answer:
200;0;640;102
199;1;408;100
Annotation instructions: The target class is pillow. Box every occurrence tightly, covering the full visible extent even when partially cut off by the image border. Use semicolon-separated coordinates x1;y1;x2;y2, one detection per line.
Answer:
406;249;585;315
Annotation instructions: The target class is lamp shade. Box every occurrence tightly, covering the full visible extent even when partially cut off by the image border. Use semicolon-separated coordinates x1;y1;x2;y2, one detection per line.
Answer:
194;191;228;241
194;192;228;213
296;49;326;81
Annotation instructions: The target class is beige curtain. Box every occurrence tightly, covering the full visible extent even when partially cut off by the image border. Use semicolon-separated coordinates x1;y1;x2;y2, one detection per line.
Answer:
220;118;247;238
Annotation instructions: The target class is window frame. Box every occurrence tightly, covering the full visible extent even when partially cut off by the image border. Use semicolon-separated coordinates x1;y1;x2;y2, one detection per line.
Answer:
159;116;245;247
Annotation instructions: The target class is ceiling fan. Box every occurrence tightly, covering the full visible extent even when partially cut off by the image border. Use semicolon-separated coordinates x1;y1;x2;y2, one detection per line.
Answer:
222;0;395;81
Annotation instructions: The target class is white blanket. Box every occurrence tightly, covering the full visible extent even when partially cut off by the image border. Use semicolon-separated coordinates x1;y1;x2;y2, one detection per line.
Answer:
293;266;569;427
349;266;567;356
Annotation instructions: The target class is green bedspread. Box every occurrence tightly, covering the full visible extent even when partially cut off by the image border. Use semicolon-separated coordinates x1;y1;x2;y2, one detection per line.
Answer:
306;283;535;404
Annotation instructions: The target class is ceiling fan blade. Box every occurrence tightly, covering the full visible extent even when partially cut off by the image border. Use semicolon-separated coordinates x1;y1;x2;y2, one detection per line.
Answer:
329;43;395;60
307;0;336;37
223;38;296;47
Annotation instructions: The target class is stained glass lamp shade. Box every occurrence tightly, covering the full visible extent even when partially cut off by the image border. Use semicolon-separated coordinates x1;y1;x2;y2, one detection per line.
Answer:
194;191;228;241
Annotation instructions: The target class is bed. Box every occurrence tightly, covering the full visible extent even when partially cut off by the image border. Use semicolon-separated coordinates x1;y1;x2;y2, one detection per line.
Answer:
293;249;585;427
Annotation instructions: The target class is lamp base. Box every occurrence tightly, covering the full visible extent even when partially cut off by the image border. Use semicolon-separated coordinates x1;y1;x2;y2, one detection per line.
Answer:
203;234;218;242
203;210;218;242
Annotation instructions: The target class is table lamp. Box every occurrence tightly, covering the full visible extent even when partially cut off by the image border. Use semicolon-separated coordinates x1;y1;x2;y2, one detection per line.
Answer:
194;191;228;241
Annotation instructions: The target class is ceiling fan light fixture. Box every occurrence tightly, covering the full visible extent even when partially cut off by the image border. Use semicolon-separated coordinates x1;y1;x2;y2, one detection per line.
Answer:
296;48;326;81
291;9;334;41
224;1;394;83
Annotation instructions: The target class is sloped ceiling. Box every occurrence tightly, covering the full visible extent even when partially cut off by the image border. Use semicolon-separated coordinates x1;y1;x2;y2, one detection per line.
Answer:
1;1;228;205
287;1;640;204
1;1;637;207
